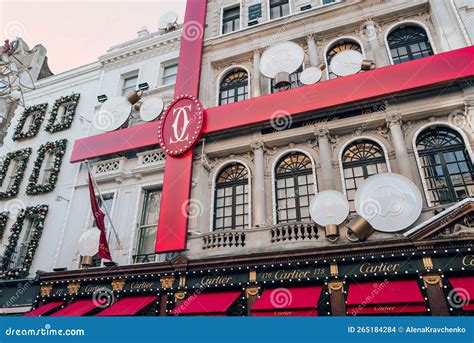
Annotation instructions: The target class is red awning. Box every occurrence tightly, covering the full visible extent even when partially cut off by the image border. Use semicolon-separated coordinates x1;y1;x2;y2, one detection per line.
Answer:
23;301;63;316
171;291;240;316
96;296;157;316
252;286;322;316
449;277;474;311
346;280;426;315
49;299;101;316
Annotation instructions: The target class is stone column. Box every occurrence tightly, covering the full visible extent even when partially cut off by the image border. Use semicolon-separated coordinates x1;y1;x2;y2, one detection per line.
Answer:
251;140;266;227
362;20;389;68
252;49;262;97
386;112;415;181
306;35;319;67
315;128;335;191
430;0;469;51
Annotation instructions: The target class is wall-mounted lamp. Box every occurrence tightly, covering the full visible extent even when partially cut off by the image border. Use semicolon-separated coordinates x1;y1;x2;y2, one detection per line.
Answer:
97;94;108;103
138;82;150;91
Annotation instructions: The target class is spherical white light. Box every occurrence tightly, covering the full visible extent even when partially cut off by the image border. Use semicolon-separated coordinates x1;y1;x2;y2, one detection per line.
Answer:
309;190;349;226
354;173;422;232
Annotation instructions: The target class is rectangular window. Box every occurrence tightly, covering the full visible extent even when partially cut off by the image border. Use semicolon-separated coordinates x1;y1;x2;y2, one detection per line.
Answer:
56;103;72;124
40;151;55;185
322;0;336;5
12;217;38;269
222;6;240;34
121;75;138;96
4;160;18;191
134;189;161;263
162;64;178;85
269;0;290;19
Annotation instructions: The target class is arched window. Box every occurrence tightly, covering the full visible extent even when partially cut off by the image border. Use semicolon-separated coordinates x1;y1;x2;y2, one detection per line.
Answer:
387;24;433;64
214;163;249;230
326;39;362;79
416;127;473;205
219;69;249;105
275;152;315;223
342;140;388;211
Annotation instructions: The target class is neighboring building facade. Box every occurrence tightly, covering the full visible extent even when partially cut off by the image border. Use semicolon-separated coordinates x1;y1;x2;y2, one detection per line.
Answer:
0;28;180;313
1;0;473;316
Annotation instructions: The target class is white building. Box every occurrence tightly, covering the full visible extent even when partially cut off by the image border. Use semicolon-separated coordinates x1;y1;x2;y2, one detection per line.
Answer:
0;26;181;278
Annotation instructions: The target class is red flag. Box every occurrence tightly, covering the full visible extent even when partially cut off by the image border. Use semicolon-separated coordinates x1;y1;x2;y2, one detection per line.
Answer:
88;171;112;261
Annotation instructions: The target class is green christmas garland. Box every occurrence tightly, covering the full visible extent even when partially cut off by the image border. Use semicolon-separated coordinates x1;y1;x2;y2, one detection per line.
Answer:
12;103;48;141
0;205;48;279
26;139;68;195
45;93;81;133
0;148;32;199
0;212;8;240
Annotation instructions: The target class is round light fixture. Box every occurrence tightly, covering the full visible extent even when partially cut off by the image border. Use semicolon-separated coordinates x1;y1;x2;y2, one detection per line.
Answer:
140;97;164;122
330;50;364;77
78;229;100;256
300;66;322;85
354;173;423;233
309;190;349;242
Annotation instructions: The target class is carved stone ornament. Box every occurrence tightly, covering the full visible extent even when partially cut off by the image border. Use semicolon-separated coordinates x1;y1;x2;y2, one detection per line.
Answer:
174;290;186;303
111;279;126;292
423;274;442;288
40;284;53;297
328;281;344;294
246;286;259;298
67;282;81;295
160;275;176;289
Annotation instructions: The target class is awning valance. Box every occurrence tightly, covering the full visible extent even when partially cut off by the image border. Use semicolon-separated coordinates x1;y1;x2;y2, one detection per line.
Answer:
49;299;101;316
96;296;157;316
252;286;322;316
346;280;426;315
171;291;240;316
449;277;474;311
23;301;63;316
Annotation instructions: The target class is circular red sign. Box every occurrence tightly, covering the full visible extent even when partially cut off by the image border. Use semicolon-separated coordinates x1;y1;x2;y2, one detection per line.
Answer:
157;95;204;156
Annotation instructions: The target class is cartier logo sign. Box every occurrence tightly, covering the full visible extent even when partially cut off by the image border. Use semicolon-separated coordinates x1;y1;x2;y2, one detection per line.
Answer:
187;273;248;288
257;267;328;282
462;255;474;267
169;105;191;144
359;262;401;274
200;275;232;286
84;285;109;293
157;95;204;156
130;281;154;290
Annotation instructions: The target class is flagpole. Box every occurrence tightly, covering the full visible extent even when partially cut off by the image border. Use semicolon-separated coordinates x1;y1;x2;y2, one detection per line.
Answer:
85;160;122;247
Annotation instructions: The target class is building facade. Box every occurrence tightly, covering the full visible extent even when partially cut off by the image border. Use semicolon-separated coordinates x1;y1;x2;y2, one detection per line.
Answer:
1;0;473;316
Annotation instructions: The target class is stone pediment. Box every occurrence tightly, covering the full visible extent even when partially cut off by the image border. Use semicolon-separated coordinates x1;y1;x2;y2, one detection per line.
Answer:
403;198;473;240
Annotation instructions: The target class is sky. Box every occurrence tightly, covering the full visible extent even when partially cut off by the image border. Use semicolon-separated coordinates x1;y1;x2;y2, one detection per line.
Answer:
1;0;186;74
